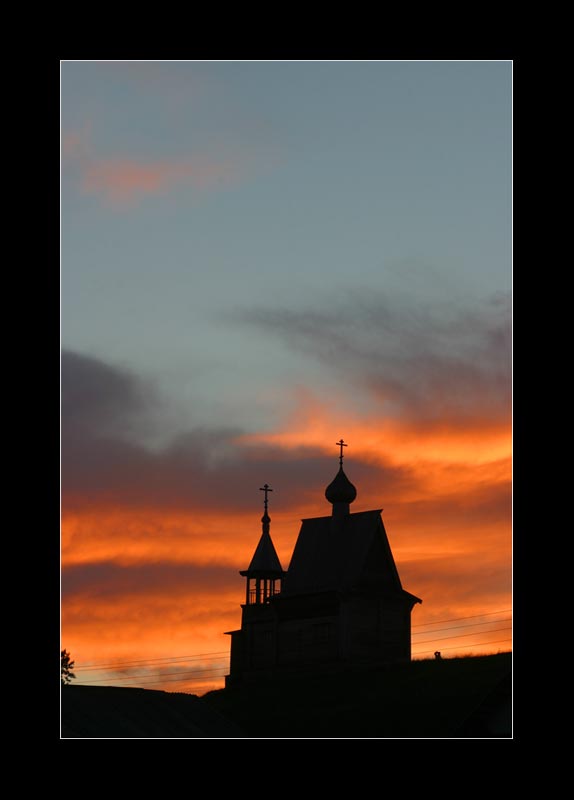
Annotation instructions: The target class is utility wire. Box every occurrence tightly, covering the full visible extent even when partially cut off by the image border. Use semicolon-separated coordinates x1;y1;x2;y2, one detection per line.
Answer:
74;656;228;673
413;639;512;657
75;660;229;675
84;624;513;683
75;673;229;689
77;666;229;684
76;639;513;689
411;609;512;629
412;618;511;636
74;629;512;686
73;610;513;672
100;671;229;688
76;668;229;688
75;651;229;670
412;626;511;646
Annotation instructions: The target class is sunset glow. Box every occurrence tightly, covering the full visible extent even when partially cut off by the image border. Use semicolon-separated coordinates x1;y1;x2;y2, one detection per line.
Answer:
61;61;511;695
62;404;511;693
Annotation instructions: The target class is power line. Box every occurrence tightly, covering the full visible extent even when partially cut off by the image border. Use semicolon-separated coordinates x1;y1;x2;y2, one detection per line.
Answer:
75;651;229;670
413;639;512;657
74;628;512;686
101;671;229;688
77;664;230;684
72;611;513;672
73;631;513;690
412;618;511;636
411;609;512;629
76;668;229;688
74;658;228;674
413;626;511;646
76;640;513;689
84;623;511;683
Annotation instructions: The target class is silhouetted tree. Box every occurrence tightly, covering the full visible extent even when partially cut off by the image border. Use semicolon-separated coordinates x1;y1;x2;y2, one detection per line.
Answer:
61;649;76;685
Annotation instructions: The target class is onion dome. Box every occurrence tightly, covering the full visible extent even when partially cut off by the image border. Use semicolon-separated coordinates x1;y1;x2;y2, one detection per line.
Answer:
325;439;357;516
325;466;357;506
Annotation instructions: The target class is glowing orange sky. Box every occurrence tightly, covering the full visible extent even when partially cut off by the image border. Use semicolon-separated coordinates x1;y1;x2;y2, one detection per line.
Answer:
61;61;512;698
62;403;511;695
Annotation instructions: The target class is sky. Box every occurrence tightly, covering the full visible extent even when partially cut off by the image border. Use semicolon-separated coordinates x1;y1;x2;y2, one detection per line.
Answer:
61;60;512;694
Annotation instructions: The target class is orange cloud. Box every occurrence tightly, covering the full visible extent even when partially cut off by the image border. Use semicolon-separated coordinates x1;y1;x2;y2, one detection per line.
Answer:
61;507;298;571
61;123;244;207
236;378;511;468
80;155;239;207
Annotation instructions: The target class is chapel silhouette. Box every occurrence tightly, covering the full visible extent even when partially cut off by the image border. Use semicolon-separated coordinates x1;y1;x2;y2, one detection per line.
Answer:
225;441;422;687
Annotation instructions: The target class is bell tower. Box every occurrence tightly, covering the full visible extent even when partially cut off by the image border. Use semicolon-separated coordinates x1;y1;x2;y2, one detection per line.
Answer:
225;484;286;686
240;484;285;605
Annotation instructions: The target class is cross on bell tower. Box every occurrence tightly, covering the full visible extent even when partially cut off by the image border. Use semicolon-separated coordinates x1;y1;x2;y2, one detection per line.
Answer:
239;484;285;606
260;483;273;517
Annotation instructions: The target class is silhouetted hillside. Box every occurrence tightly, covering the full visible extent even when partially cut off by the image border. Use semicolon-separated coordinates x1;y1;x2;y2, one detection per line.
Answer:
203;653;512;738
61;653;511;738
61;685;244;738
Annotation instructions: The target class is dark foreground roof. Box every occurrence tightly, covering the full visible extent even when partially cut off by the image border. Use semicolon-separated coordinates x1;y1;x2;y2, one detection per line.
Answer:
61;685;244;738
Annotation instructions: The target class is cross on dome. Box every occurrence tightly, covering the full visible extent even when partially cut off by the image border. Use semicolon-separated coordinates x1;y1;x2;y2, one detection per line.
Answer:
325;438;357;514
336;439;347;466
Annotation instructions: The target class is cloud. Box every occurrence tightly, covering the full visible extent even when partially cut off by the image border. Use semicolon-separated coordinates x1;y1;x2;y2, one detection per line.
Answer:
62;349;238;509
391;467;511;531
62;560;234;600
61;349;367;514
402;551;511;616
62;117;244;208
61;350;154;438
80;155;239;207
61;349;510;544
237;290;511;428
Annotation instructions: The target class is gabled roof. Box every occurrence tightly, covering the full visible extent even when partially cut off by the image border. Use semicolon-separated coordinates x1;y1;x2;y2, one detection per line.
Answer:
280;509;421;604
240;529;285;577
